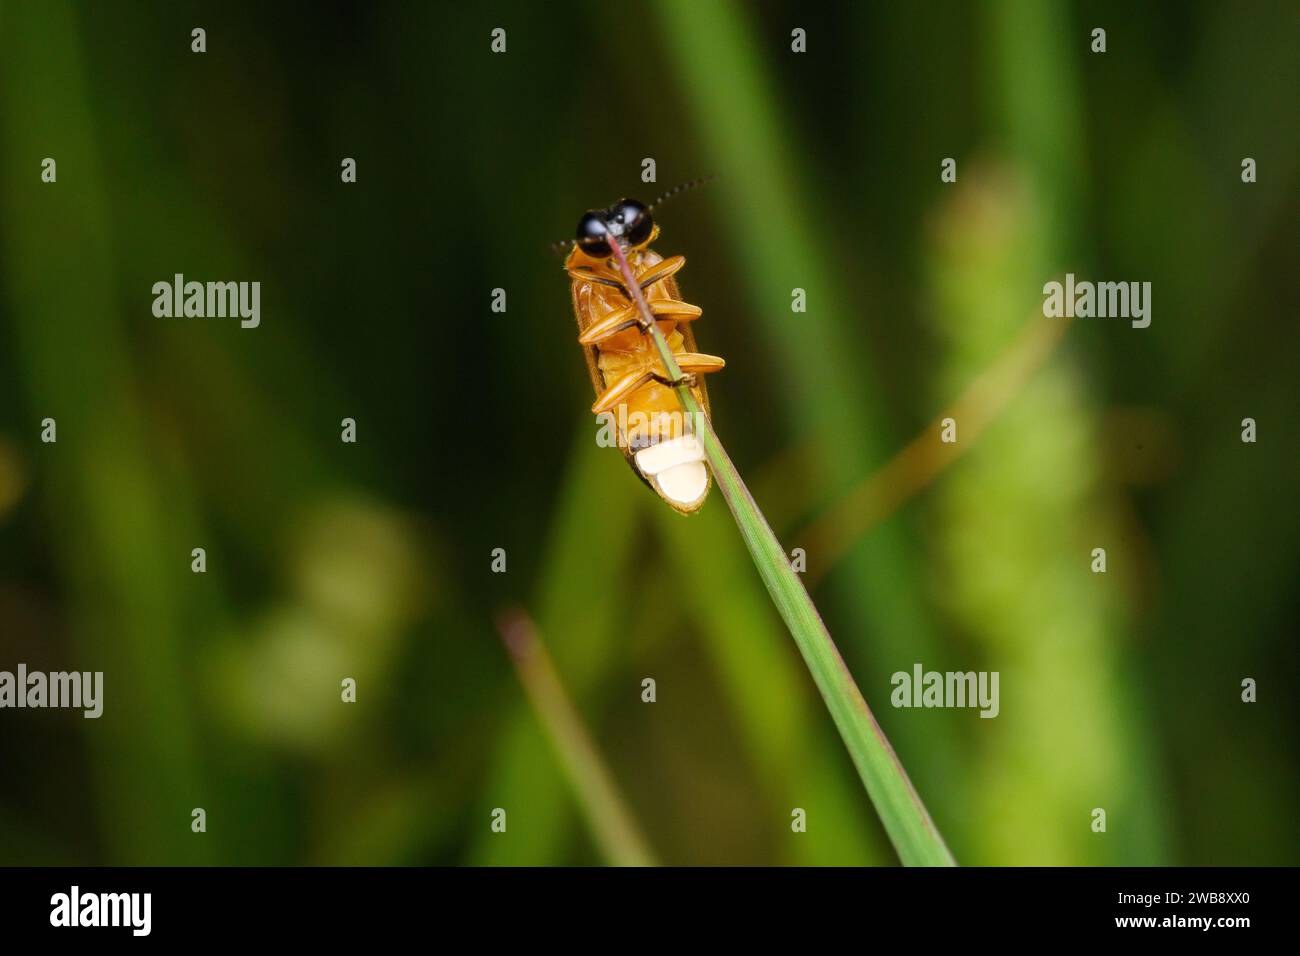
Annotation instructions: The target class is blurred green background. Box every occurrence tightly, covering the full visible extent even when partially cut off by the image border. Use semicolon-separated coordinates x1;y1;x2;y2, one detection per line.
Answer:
0;0;1296;866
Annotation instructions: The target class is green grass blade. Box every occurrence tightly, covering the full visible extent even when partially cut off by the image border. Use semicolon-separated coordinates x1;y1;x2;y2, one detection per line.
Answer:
652;0;965;832
697;411;953;865
604;237;953;866
655;504;884;865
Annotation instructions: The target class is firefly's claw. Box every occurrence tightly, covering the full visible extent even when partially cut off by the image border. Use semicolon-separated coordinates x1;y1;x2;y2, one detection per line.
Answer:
650;371;699;389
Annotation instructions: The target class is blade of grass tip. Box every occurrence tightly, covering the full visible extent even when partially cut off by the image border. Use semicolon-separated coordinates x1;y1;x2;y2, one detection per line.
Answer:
497;608;658;867
603;236;954;866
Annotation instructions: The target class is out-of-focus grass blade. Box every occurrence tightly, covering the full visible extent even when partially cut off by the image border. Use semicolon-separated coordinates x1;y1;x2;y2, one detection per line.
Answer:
498;609;658;867
798;313;1069;583
904;0;1170;863
0;0;209;864
470;431;643;865
923;166;1167;863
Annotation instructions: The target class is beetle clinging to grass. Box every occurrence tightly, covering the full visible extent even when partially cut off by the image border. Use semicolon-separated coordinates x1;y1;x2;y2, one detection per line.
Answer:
563;189;725;513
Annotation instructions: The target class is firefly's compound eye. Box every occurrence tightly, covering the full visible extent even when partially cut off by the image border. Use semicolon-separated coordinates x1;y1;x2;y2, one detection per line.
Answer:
608;199;653;245
576;212;612;257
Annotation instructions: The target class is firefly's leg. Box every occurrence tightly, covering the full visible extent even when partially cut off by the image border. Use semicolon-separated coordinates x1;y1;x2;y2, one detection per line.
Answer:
566;265;627;295
578;304;639;344
591;368;655;415
649;300;702;320
635;255;686;291
650;352;726;388
578;300;703;345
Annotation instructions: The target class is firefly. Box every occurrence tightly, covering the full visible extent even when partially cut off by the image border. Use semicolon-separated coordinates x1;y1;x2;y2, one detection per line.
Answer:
564;195;724;513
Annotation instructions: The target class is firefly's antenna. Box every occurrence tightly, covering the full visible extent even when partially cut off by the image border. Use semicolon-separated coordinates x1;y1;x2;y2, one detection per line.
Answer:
648;174;718;211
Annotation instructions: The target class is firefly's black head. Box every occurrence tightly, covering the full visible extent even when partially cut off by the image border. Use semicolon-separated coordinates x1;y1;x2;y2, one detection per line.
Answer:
574;198;654;258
